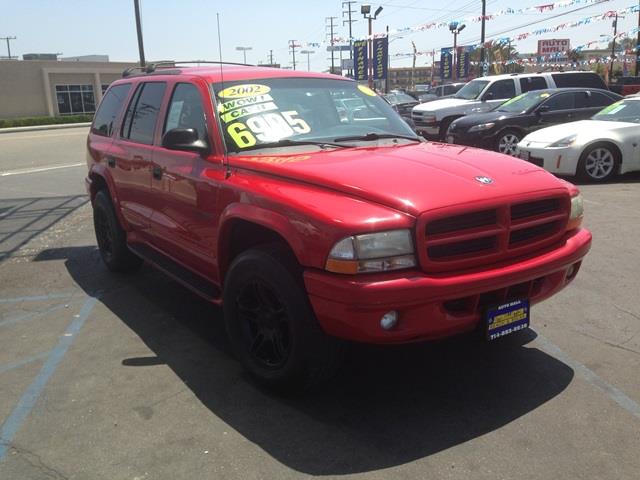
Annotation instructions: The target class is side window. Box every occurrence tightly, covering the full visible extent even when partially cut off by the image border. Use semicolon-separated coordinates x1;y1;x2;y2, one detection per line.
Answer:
92;84;131;137
444;85;455;95
552;73;606;89
542;93;575;111
121;82;167;145
520;77;547;93
486;79;516;100
164;83;207;141
587;92;615;108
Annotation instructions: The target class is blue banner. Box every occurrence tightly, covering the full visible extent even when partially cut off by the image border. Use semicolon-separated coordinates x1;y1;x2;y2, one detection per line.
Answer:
353;40;368;81
372;37;388;80
457;46;470;79
440;48;452;80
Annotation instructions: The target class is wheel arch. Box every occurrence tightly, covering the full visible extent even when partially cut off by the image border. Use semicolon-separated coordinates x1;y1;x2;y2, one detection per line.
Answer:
579;140;623;174
87;165;130;231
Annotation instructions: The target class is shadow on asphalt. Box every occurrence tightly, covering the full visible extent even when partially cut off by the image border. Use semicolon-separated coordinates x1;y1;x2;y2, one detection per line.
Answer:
0;195;88;262
561;170;640;186
37;245;574;476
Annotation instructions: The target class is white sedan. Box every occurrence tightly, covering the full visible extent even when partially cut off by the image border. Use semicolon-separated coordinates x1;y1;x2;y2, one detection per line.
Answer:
516;97;640;182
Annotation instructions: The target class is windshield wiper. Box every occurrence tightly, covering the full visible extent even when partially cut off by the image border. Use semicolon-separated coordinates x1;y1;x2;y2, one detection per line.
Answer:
333;133;422;143
230;138;354;153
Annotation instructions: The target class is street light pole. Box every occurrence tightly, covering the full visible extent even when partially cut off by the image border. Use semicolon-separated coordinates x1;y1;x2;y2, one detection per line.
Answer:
235;46;252;64
449;22;465;82
610;14;618;81
361;5;383;89
300;50;315;71
133;0;146;67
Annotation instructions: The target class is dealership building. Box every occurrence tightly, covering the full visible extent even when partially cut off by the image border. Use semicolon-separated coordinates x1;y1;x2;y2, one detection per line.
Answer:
0;55;137;119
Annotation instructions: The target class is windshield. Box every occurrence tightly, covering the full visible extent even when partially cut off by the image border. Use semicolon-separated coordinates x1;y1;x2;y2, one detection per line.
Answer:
496;91;551;113
384;93;417;105
592;99;640;123
455;80;489;100
212;78;416;153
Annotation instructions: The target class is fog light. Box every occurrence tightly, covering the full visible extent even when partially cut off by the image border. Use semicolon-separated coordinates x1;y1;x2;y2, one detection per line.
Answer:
380;311;398;330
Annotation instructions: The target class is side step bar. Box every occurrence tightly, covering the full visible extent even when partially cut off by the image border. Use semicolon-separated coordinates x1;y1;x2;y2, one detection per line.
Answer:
128;242;221;302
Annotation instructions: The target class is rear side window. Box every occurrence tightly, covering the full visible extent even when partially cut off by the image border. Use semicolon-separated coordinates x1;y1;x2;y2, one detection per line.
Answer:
520;77;547;93
552;73;606;89
121;82;167;145
486;79;516;100
92;84;131;137
587;92;615;108
443;85;456;95
164;83;207;141
543;93;575;111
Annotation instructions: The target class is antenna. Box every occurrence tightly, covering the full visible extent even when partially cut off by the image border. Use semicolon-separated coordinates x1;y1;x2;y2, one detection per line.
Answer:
216;12;231;179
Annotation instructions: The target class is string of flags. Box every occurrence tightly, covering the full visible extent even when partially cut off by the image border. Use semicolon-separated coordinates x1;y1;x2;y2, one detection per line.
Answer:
298;0;619;48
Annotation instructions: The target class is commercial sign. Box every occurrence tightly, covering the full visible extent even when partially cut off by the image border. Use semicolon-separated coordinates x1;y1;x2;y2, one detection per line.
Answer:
537;39;570;60
372;37;388;80
440;48;452;80
353;40;368;81
457;46;470;79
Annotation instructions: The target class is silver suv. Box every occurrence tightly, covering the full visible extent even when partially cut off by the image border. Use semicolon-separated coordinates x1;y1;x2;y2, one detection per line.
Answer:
412;71;607;140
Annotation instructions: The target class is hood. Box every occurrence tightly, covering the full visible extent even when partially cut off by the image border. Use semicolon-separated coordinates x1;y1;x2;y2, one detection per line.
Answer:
451;110;518;130
413;97;471;112
523;119;636;144
231;143;568;217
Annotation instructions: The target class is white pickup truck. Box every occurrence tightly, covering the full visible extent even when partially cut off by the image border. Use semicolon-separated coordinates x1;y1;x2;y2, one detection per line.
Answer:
412;71;607;140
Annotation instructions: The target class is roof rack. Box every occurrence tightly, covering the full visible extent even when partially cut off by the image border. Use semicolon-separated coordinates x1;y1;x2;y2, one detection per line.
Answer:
122;60;255;77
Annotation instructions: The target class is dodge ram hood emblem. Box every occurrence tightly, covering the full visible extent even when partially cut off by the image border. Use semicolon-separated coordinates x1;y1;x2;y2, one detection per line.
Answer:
474;176;494;185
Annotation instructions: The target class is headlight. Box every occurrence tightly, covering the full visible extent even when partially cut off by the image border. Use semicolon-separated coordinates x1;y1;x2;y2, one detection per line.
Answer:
567;193;584;230
325;229;417;274
549;135;577;148
421;114;437;124
468;122;495;132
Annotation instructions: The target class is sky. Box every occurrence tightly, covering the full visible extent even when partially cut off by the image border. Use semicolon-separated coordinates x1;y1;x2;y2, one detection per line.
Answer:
1;0;638;72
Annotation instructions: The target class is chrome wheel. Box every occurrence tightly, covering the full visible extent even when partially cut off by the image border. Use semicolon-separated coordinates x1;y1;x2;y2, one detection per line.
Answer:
584;147;615;180
497;132;520;156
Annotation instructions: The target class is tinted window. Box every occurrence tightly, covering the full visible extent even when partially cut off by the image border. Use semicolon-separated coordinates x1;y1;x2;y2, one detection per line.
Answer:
542;93;575;111
92;84;131;137
520;77;547;93
164;83;207;141
588;92;616;108
121;82;167;145
443;85;456;95
552;72;606;89
486;79;516;100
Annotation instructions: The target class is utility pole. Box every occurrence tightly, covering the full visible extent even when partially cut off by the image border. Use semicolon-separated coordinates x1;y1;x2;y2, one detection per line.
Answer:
480;0;486;71
133;0;146;67
342;1;358;77
635;0;640;76
326;17;337;73
300;50;315;71
289;40;298;70
0;36;16;59
610;14;618;81
269;50;274;65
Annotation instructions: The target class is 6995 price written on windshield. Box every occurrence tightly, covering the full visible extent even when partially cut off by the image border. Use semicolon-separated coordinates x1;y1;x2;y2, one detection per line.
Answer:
217;84;311;149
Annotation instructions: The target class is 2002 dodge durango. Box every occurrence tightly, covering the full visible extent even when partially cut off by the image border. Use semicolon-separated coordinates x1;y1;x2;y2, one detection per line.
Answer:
86;63;592;388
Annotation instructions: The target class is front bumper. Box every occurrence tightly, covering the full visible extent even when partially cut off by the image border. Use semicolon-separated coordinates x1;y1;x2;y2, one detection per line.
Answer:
304;228;591;344
516;144;580;176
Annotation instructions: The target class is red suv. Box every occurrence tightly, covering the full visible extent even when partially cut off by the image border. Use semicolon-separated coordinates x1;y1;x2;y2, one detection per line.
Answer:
86;63;592;388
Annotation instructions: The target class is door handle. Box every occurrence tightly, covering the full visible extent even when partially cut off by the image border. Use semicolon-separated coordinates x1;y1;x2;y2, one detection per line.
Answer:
106;157;116;168
152;165;163;180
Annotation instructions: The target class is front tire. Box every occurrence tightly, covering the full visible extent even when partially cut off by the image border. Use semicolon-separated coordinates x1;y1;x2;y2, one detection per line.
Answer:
223;244;343;390
577;144;619;182
495;129;521;156
93;190;143;272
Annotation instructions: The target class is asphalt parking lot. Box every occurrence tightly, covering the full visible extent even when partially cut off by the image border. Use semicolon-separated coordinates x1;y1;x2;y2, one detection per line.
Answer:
1;127;639;479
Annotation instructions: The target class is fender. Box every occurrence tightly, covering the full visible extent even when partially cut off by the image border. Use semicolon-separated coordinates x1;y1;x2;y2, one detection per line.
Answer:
88;163;131;232
217;202;311;268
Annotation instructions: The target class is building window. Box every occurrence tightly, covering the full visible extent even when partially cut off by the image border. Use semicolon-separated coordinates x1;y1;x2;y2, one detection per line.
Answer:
55;84;95;115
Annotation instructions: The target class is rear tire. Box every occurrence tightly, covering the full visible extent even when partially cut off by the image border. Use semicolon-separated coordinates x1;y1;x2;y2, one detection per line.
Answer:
93;190;143;273
223;244;343;390
577;143;619;182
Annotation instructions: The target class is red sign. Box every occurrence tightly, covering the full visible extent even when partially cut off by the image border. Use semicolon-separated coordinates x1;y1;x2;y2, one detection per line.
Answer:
537;39;570;56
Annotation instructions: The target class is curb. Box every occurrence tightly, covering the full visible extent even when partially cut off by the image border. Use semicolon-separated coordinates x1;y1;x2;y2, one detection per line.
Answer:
0;123;91;135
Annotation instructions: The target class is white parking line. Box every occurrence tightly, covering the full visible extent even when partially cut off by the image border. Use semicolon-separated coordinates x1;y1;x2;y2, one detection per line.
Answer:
0;163;84;177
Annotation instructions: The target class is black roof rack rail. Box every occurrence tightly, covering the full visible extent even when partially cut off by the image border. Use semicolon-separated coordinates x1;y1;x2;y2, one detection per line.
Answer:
122;60;255;77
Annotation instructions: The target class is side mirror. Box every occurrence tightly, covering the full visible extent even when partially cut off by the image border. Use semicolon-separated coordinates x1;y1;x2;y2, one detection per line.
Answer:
536;105;550;115
162;128;209;154
482;92;494;102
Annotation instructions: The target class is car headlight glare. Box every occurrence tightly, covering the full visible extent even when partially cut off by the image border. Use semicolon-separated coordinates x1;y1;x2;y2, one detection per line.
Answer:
468;122;495;132
567;193;584;230
326;229;416;274
549;135;577;148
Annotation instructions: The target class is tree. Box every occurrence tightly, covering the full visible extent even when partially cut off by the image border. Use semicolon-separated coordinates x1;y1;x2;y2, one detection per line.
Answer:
608;37;636;53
